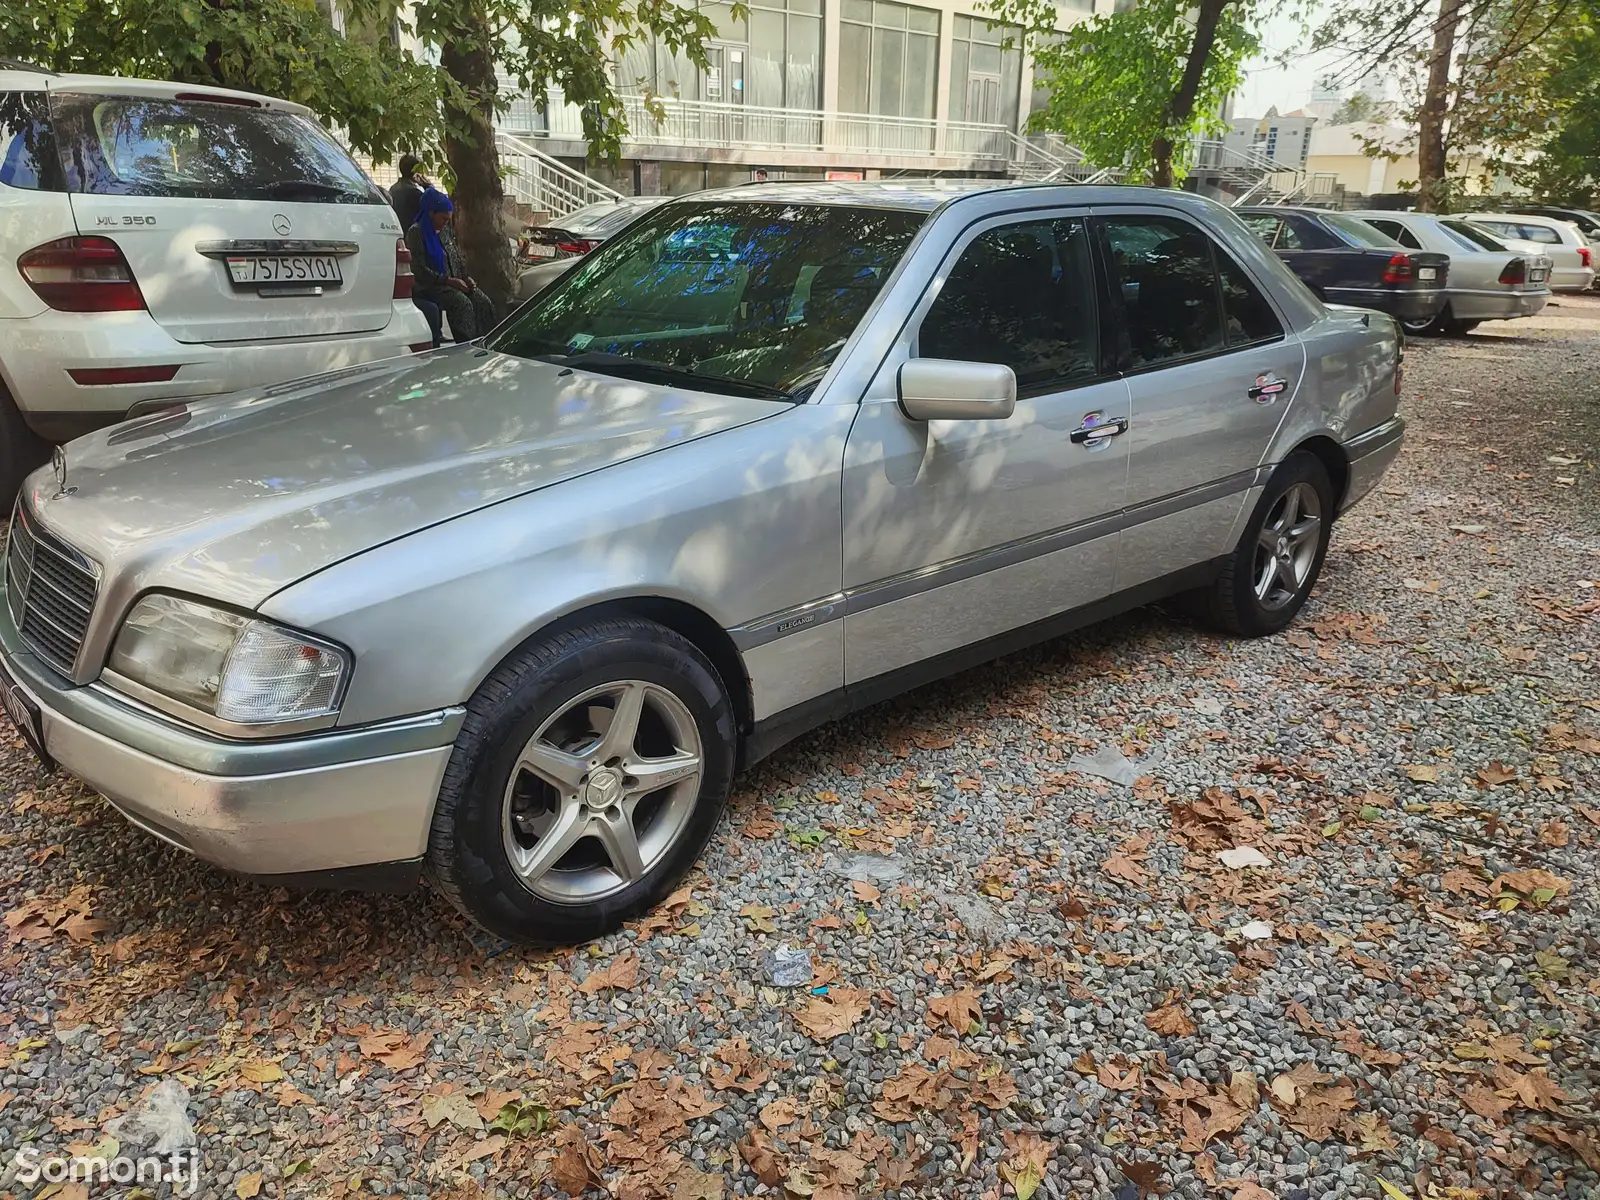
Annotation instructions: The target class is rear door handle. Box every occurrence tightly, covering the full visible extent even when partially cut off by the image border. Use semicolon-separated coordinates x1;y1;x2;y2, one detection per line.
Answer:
1070;415;1129;445
1248;373;1290;402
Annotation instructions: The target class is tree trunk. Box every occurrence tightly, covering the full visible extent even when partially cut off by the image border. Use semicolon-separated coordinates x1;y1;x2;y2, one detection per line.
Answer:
1150;0;1231;187
439;10;516;312
1416;0;1463;212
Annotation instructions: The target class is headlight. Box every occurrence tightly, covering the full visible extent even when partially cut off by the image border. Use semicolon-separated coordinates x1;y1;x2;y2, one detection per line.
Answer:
106;595;349;732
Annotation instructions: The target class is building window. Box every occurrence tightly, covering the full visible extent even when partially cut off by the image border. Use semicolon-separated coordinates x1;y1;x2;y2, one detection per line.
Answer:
616;3;747;101
951;16;1023;130
839;0;939;119
748;0;823;110
1028;31;1065;117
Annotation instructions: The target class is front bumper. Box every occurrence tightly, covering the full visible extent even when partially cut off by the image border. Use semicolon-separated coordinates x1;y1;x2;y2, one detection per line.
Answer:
0;583;460;886
1341;416;1406;513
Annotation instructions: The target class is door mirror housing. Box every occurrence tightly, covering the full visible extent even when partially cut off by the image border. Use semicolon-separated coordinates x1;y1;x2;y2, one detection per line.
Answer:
898;359;1017;421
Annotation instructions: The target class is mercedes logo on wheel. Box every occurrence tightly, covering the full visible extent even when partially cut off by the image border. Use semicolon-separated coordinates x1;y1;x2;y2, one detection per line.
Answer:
272;213;292;236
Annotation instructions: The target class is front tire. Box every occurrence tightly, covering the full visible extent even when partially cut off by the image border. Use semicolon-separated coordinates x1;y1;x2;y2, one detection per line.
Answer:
1203;452;1334;637
426;617;736;945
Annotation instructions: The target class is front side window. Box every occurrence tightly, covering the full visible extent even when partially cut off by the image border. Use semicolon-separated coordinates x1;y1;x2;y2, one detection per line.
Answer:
919;217;1098;393
490;202;925;400
47;92;383;203
1102;215;1225;368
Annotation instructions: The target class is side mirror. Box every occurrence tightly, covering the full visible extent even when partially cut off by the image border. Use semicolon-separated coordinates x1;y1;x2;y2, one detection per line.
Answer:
898;359;1017;421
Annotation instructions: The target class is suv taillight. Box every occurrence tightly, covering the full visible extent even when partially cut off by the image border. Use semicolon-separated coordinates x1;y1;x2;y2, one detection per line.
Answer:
1499;259;1528;286
18;237;145;312
1381;253;1414;284
394;238;414;299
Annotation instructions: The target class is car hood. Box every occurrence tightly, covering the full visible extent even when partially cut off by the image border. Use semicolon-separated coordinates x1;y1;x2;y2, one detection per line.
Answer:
29;348;781;609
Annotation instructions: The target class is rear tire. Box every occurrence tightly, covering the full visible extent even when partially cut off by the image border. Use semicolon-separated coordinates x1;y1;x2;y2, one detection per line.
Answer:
1400;309;1447;337
425;617;736;946
1203;452;1335;637
0;385;51;504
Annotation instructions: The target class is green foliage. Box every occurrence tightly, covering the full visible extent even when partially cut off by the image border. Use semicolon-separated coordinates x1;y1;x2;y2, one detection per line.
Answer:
1481;0;1600;203
986;0;1261;183
0;0;436;162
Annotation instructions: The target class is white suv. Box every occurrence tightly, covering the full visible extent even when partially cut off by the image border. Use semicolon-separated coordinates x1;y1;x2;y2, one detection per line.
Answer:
0;67;431;494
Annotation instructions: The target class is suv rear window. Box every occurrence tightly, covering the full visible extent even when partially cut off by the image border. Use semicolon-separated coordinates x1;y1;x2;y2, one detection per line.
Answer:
47;92;383;203
0;92;63;191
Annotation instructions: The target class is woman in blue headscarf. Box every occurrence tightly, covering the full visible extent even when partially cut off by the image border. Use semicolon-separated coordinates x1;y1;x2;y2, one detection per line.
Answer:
404;187;497;341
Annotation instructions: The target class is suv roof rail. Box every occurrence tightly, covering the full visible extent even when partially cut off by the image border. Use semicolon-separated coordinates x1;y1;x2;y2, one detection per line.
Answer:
0;59;58;74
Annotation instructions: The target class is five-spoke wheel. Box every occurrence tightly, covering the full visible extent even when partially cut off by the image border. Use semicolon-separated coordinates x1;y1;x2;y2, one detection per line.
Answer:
503;680;703;902
426;617;736;946
1203;451;1334;636
1252;481;1322;610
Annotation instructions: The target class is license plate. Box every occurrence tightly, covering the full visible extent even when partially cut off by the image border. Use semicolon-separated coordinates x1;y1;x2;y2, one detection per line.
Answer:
226;255;343;285
1531;268;1549;282
526;244;556;259
1418;267;1437;280
0;656;53;771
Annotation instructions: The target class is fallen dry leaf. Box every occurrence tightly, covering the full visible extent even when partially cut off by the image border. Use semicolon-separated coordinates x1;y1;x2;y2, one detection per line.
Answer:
794;987;869;1041
758;1096;798;1131
577;952;640;994
925;989;983;1035
1475;762;1517;788
1145;1003;1197;1038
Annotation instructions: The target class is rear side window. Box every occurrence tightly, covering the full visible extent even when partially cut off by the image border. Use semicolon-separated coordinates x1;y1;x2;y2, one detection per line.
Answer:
0;92;63;191
1102;215;1225;367
47;92;384;203
1244;215;1302;250
1367;219;1422;250
1442;220;1505;251
1216;251;1282;346
1518;223;1561;244
1323;212;1401;248
919;217;1099;393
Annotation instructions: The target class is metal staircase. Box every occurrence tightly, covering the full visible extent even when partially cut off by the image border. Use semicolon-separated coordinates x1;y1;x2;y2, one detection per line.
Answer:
497;132;622;219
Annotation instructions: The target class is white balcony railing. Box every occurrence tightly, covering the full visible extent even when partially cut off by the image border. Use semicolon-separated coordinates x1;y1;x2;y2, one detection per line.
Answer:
500;85;1024;165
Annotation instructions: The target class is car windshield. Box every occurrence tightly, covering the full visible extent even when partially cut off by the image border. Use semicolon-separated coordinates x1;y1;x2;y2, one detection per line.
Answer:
489;201;926;400
1323;212;1402;248
45;91;384;203
1441;220;1506;252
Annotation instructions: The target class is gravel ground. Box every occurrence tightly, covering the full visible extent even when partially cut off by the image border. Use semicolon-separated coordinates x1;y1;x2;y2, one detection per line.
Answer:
1;296;1597;1200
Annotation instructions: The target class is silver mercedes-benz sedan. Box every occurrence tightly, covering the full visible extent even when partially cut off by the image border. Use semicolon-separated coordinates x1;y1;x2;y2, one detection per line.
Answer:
0;183;1405;945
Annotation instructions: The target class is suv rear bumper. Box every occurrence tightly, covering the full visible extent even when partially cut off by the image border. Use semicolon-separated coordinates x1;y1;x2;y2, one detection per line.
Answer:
0;579;459;885
1;305;432;432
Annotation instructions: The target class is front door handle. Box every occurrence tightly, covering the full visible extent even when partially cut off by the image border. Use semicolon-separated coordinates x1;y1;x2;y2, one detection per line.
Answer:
1248;373;1290;402
1070;415;1129;445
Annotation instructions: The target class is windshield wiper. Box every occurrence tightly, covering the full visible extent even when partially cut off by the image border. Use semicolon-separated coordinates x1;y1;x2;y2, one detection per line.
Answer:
536;351;793;401
258;179;365;201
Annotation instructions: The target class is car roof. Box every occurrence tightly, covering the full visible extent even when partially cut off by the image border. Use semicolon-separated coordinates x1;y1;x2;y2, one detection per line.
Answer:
689;180;1230;216
0;68;312;116
1469;212;1571;227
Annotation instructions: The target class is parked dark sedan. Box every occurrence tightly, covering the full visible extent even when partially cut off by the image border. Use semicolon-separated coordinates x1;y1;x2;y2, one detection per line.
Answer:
1239;207;1450;324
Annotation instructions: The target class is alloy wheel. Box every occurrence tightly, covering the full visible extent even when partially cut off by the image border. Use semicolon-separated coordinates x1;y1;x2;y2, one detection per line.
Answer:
501;680;703;903
1253;481;1322;610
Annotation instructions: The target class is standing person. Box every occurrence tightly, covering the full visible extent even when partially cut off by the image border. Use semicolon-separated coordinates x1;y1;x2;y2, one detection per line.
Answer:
406;189;497;342
389;154;427;231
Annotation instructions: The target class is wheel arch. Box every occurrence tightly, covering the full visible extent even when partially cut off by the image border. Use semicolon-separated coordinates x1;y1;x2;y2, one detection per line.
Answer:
482;594;756;744
1286;435;1350;510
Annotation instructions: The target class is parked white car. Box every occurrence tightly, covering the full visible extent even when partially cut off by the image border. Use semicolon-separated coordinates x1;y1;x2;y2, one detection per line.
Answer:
0;67;432;495
1462;212;1595;292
